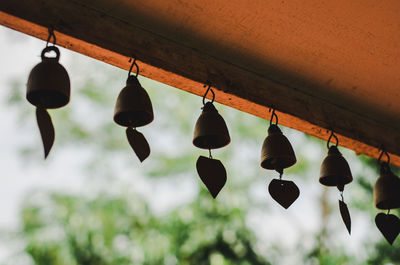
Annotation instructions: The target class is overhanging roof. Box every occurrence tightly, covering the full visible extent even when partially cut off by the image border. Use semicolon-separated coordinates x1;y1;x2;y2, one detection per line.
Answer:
1;0;400;166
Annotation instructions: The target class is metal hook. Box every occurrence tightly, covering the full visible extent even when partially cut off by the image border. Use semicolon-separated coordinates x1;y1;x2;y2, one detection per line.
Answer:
128;56;139;77
269;107;278;126
378;148;390;166
340;191;344;202
327;130;339;149
202;82;215;105
46;26;56;47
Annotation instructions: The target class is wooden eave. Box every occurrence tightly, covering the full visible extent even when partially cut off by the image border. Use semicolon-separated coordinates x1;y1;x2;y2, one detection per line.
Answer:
1;0;400;166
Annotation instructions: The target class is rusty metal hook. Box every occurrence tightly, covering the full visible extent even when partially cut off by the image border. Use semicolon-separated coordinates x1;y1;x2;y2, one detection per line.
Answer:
46;26;56;47
269;107;278;126
202;82;215;105
378;148;390;166
327;130;339;149
128;56;139;77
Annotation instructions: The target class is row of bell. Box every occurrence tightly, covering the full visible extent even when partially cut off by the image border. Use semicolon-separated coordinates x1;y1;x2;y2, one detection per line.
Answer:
26;48;153;128
26;51;365;192
191;102;355;190
26;43;400;211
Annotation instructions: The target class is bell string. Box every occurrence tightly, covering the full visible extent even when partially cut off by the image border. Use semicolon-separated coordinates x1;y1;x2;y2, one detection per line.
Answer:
208;149;213;159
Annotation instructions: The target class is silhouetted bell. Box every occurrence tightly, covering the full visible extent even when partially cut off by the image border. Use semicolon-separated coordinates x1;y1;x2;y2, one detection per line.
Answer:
193;102;230;149
374;164;400;210
27;46;70;109
319;146;352;189
261;124;296;171
114;75;154;128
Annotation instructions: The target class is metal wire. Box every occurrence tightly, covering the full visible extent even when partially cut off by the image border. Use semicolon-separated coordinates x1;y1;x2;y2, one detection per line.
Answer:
327;130;339;149
378;148;390;165
202;82;215;105
269;107;278;126
46;26;56;47
128;56;139;77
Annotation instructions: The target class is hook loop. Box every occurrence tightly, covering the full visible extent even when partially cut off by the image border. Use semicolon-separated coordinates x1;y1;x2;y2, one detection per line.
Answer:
327;130;339;149
269;107;278;126
202;82;215;105
378;148;390;166
46;26;56;47
128;56;139;77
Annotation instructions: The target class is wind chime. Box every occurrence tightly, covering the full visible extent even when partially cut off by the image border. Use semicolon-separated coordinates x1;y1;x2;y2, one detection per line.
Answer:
193;83;230;198
261;108;299;209
373;150;400;245
26;27;70;158
20;26;400;246
319;131;352;234
114;57;153;162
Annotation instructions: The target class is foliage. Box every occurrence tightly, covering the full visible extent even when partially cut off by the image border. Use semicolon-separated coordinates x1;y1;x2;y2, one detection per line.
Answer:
21;191;270;265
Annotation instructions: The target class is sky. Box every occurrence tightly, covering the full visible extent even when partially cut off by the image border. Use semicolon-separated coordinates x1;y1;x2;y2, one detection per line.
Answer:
0;25;384;264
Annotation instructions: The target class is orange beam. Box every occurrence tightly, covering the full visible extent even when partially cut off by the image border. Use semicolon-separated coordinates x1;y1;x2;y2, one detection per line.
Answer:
0;5;399;167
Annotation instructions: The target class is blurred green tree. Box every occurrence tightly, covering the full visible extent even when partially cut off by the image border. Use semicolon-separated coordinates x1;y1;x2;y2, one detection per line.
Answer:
21;190;270;265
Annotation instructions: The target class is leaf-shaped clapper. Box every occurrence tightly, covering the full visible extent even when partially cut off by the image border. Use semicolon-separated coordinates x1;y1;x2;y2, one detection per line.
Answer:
126;127;150;162
196;156;227;198
375;213;400;245
339;200;351;234
268;179;300;209
36;107;55;159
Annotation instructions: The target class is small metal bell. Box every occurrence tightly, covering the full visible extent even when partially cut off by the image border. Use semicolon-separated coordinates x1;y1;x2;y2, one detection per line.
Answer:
27;46;70;109
114;75;154;128
193;102;230;149
374;163;400;210
319;145;353;189
260;124;296;171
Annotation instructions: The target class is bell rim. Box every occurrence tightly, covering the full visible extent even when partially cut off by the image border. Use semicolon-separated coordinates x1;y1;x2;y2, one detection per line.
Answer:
113;110;154;128
319;174;353;186
375;200;400;210
192;134;231;149
260;156;296;170
26;89;70;109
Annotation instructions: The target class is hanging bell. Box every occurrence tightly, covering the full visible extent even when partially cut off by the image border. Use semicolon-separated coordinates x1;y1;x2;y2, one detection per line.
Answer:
114;75;154;128
193;101;230;149
261;124;296;171
319;145;353;189
374;163;400;210
27;46;70;109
